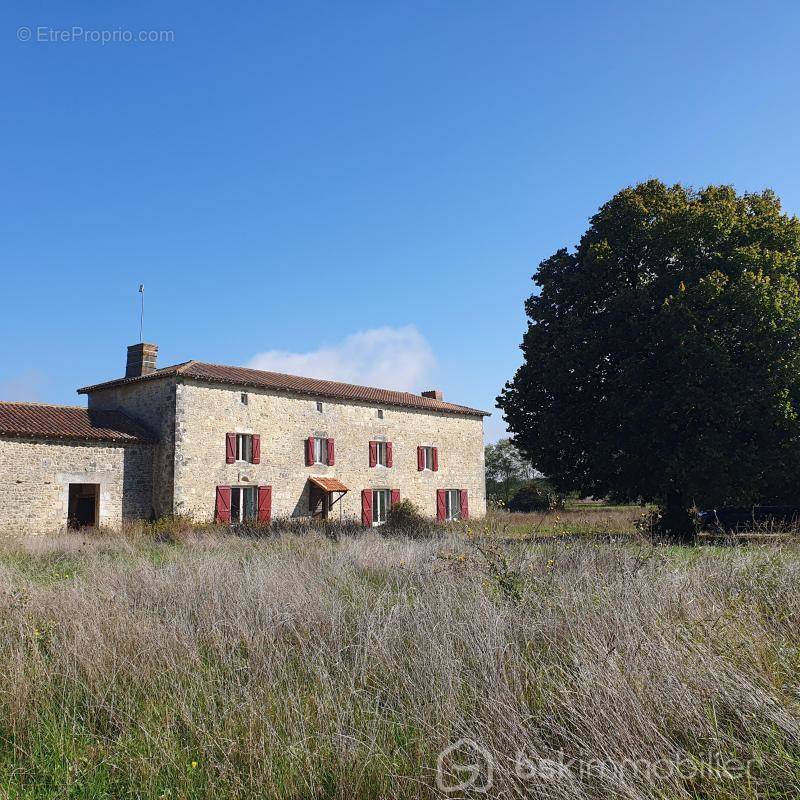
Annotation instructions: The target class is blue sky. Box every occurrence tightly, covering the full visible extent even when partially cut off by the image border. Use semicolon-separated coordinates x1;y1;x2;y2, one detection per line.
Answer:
2;1;800;440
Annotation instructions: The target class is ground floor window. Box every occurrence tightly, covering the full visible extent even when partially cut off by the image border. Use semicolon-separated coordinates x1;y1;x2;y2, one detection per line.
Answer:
230;486;257;522
372;489;390;526
445;489;461;521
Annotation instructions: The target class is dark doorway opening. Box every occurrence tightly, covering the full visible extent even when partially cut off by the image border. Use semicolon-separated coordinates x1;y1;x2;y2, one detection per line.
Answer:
68;483;99;529
309;484;330;519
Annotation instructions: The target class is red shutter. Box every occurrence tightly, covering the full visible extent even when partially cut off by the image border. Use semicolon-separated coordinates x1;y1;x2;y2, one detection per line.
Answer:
215;486;232;523
327;438;335;466
225;432;236;464
417;446;424;471
306;436;315;466
386;442;393;468
436;489;446;522
391;489;400;508
369;441;378;467
432;447;439;472
252;434;261;464
257;485;272;524
361;489;373;527
459;490;469;520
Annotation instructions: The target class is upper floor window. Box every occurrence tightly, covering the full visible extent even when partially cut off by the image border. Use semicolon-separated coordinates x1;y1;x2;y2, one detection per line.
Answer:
316;401;323;413
226;432;260;464
307;436;334;466
377;409;384;419
240;392;248;405
369;440;392;467
236;434;253;463
418;445;438;471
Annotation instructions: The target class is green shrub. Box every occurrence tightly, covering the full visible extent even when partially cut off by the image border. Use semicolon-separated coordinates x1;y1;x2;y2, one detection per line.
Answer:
386;499;430;537
508;481;565;513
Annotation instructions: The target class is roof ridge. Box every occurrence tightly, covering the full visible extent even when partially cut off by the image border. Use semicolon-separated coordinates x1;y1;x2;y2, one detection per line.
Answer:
0;400;87;410
78;359;490;416
188;360;433;399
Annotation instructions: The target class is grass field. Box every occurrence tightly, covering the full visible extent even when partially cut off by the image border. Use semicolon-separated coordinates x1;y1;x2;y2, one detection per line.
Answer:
1;521;800;798
482;503;647;538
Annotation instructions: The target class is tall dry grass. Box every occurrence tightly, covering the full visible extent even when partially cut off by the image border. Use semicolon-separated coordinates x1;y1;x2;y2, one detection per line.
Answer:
0;528;799;798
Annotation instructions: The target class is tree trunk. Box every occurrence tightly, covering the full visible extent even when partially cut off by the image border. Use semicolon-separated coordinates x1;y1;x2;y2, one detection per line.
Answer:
658;487;695;543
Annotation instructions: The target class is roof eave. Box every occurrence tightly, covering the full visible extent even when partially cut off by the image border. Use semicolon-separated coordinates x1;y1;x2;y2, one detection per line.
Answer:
0;431;152;445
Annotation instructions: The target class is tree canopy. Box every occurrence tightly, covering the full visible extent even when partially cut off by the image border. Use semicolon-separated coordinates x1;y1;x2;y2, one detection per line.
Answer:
497;181;800;535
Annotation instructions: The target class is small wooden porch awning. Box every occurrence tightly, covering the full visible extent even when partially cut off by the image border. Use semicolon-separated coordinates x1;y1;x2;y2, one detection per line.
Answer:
309;476;348;493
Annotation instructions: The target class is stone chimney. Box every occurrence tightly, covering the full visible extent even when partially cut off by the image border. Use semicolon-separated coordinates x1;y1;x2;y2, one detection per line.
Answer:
126;343;158;378
421;389;443;401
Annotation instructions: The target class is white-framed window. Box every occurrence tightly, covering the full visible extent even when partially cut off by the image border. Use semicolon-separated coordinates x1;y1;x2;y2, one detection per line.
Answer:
422;446;435;470
313;436;328;465
236;434;254;463
230;486;257;522
375;441;388;466
445;489;461;521
316;401;323;413
372;489;391;526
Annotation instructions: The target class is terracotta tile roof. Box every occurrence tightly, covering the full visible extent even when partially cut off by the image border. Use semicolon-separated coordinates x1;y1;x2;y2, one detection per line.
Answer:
309;476;349;493
78;360;489;417
0;402;154;444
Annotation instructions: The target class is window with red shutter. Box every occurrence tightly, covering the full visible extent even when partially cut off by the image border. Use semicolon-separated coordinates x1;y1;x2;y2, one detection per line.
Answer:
215;486;232;523
252;434;261;464
257;485;272;524
369;441;378;467
386;442;393;468
436;489;446;522
225;433;236;464
361;489;373;526
306;436;315;466
432;447;439;472
327;438;335;465
391;489;400;508
417;446;424;471
459;490;469;520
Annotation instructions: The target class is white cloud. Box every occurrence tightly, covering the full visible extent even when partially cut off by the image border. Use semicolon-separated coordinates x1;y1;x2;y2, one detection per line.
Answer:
247;326;436;392
0;370;43;401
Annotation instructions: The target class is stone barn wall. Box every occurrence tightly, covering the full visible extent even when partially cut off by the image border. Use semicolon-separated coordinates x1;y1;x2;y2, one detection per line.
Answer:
0;437;153;535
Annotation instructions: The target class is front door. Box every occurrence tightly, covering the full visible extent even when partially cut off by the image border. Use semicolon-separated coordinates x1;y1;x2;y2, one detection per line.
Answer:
310;485;330;519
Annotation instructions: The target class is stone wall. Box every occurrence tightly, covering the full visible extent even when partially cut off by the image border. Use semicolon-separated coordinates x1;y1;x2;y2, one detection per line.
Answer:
86;379;176;516
173;379;486;523
0;437;153;535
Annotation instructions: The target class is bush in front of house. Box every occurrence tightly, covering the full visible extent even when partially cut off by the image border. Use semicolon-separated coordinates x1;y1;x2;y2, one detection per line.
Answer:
386;499;430;536
508;480;565;513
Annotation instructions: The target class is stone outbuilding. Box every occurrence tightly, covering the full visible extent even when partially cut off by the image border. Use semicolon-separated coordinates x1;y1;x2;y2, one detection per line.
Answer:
0;343;488;533
0;402;154;533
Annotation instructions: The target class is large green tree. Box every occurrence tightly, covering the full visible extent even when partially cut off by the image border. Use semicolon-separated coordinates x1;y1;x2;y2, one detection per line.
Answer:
498;181;800;538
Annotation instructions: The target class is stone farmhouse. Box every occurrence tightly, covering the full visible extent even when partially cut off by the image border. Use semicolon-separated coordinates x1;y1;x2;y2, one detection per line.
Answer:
0;344;488;534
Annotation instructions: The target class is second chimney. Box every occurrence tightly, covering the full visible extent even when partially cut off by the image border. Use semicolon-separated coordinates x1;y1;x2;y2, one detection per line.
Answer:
126;343;159;378
421;389;443;401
